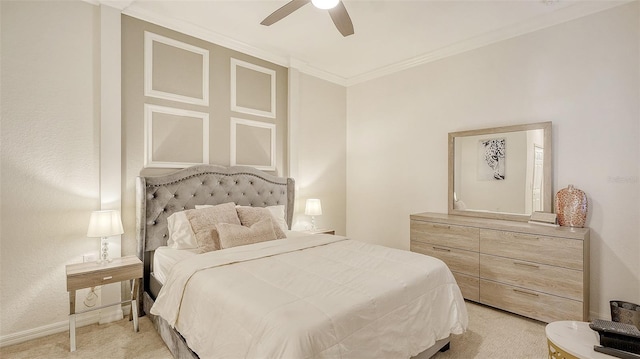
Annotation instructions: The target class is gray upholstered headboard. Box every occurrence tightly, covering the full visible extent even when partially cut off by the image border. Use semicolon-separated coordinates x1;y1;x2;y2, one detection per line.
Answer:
136;165;295;257
135;165;295;308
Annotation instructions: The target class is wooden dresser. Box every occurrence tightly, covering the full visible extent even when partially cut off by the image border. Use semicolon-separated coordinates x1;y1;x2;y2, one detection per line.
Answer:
410;212;590;323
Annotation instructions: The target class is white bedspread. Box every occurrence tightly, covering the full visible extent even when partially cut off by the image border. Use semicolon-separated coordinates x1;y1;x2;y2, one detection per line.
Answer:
151;234;468;359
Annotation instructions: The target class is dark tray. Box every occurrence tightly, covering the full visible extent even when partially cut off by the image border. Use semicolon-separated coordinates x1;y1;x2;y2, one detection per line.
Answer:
590;319;640;355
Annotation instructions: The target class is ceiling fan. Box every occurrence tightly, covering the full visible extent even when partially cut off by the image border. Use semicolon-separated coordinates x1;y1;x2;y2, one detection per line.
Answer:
260;0;355;37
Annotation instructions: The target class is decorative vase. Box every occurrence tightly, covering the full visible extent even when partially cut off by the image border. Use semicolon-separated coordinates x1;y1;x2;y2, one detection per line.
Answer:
555;184;588;227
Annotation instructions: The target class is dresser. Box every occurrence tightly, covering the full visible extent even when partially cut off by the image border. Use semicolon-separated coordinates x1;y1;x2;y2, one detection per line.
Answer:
410;212;590;323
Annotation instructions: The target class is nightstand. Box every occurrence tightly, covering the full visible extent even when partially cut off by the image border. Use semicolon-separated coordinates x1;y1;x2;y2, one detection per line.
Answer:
303;229;335;235
66;255;143;352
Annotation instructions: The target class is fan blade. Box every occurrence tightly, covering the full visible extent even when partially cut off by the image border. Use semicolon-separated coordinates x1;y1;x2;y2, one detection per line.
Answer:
261;0;310;26
328;1;354;37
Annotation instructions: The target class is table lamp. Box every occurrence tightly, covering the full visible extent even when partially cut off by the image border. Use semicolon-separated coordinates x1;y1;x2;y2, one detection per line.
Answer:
305;199;322;230
87;210;124;264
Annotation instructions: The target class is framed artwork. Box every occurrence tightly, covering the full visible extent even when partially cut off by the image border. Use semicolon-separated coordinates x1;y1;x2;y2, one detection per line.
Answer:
478;138;506;180
230;118;276;171
144;104;209;168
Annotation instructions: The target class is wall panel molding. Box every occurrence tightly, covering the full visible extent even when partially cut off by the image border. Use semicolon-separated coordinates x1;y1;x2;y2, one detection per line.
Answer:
144;31;210;106
144;104;210;168
231;58;276;118
230;117;276;171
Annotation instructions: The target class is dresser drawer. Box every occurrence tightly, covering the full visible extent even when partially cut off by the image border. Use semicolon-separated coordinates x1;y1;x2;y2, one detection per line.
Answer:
452;271;479;302
479;254;583;301
480;279;583;322
411;241;479;276
410;220;479;251
480;229;583;270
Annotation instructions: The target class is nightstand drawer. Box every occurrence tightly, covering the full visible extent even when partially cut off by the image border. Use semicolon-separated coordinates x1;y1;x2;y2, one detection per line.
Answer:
66;256;143;291
410;220;479;251
67;264;142;290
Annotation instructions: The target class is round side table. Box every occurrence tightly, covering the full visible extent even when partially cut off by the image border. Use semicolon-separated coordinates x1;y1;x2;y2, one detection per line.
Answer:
546;321;614;359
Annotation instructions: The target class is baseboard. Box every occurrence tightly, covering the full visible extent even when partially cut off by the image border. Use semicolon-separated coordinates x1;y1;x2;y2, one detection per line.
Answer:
99;306;124;324
0;311;100;347
1;303;132;348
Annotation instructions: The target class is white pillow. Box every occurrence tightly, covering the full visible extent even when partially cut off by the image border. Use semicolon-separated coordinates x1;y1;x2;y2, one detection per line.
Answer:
167;211;197;249
195;205;212;210
266;205;288;231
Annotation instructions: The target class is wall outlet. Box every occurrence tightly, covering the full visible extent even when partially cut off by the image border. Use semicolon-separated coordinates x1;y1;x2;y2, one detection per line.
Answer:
83;253;98;263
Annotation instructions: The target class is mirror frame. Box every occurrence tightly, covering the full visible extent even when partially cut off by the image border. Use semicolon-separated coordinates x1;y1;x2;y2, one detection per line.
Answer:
448;121;552;222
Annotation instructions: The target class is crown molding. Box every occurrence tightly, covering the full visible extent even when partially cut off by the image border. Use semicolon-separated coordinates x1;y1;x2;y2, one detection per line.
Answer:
102;0;631;87
289;58;349;86
82;0;134;11
345;1;632;86
122;5;291;69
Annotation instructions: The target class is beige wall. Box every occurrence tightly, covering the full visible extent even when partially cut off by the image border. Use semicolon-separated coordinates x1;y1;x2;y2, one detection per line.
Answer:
0;1;102;339
347;3;639;319
289;70;347;235
121;16;289;258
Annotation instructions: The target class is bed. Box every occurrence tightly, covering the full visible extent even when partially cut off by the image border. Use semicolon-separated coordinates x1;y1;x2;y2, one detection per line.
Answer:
136;165;467;359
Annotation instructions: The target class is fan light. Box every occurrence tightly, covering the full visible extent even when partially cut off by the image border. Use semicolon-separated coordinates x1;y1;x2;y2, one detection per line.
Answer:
311;0;339;10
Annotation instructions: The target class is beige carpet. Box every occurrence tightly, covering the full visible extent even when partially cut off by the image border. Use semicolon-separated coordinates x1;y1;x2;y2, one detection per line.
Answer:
1;301;547;358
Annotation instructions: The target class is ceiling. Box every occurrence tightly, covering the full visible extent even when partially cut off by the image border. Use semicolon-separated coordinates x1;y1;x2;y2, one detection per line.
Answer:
118;0;627;86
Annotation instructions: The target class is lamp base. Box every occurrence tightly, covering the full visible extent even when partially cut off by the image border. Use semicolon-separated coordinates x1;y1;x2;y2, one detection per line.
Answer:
99;236;111;264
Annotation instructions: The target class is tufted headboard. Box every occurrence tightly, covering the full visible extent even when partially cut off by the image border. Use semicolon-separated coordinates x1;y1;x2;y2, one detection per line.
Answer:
135;165;295;306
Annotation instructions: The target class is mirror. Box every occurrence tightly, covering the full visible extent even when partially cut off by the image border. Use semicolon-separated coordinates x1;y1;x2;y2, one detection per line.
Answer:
448;122;552;222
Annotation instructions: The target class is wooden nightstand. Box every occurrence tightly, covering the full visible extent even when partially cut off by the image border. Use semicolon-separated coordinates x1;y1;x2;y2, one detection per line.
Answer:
66;255;143;352
303;229;335;235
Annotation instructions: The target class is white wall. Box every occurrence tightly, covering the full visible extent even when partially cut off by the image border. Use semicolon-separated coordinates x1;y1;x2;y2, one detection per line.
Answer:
289;70;347;235
347;3;639;320
0;0;103;342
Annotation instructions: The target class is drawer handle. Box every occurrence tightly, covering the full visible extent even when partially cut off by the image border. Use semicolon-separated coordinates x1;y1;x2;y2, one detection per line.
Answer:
513;261;540;269
433;224;451;230
103;276;113;281
432;246;451;252
513;288;539;297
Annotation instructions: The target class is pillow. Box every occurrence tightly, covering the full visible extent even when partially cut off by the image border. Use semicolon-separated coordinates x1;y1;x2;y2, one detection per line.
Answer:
167;211;198;249
195;205;212;210
236;206;287;239
216;219;277;249
266;205;288;231
185;202;241;252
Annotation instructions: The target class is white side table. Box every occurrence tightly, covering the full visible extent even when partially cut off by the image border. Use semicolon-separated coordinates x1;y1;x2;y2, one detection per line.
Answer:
546;321;615;359
66;256;143;352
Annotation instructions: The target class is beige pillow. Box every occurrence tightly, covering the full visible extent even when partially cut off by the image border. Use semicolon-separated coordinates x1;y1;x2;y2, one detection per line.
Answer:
216;219;277;249
185;202;240;252
236;206;287;239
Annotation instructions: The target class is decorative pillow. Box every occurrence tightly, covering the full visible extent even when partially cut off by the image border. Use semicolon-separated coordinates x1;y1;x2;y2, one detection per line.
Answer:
185;202;241;252
236;206;287;239
216;219;277;249
194;205;213;210
167;211;198;249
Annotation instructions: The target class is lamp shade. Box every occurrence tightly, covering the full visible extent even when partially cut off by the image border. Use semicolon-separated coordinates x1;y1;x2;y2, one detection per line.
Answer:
305;199;323;216
87;210;124;238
